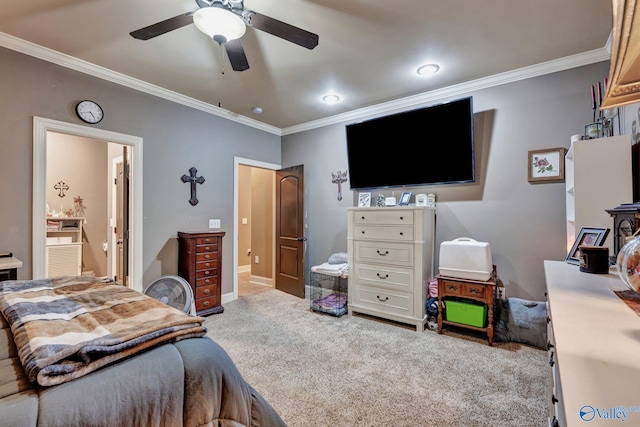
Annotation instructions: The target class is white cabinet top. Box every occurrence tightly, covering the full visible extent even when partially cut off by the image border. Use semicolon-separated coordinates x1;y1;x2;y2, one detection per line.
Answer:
0;257;22;270
544;260;640;425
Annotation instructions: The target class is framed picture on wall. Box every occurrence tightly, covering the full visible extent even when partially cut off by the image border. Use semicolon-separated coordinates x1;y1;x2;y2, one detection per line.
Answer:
528;147;566;183
358;192;371;207
566;227;610;265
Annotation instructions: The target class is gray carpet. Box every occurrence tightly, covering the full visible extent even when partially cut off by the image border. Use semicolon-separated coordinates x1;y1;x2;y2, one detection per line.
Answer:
204;289;548;427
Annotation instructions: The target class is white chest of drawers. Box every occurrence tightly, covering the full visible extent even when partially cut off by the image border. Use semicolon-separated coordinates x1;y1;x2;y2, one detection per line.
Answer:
347;206;435;331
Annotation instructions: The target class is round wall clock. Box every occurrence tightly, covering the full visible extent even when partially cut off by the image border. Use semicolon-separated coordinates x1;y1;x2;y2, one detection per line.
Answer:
75;100;104;124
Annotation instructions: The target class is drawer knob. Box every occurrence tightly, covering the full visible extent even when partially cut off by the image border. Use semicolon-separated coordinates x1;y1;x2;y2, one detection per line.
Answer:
376;250;389;256
469;288;479;295
361;216;365;220
204;246;211;251
551;394;558;404
205;279;211;285
447;285;457;291
376;273;389;279
205;254;210;259
203;301;210;306
205;263;211;268
400;216;403;220
361;230;366;234
204;289;210;294
204;238;211;243
376;295;389;302
399;232;403;236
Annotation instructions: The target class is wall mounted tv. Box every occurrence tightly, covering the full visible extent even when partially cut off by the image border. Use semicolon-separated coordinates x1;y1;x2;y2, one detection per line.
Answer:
345;96;475;190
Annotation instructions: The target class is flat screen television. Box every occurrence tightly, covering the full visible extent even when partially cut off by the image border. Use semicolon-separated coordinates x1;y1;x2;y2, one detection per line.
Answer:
345;96;475;190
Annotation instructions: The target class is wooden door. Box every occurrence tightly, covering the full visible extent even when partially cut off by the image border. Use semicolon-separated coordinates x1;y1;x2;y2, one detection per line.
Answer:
115;146;129;287
275;165;305;297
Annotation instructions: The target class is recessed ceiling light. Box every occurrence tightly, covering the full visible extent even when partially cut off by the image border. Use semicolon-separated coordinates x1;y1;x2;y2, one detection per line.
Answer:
417;63;440;76
251;107;263;114
322;94;340;104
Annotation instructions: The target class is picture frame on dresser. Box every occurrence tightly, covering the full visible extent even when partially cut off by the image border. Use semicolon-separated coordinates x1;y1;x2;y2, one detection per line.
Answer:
566;226;609;265
358;192;371;207
398;191;412;205
527;147;566;183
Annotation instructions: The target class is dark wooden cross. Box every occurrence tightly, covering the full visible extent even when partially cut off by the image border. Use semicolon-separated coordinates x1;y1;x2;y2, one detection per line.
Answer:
181;167;205;206
54;181;69;198
331;170;348;201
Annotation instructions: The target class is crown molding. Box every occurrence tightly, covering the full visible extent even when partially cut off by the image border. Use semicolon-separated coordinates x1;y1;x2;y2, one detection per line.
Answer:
282;47;611;135
1;32;609;137
0;32;281;136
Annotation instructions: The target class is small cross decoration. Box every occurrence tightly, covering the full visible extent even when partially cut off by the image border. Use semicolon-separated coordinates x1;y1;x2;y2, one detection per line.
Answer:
331;170;348;201
54;181;69;198
181;167;205;206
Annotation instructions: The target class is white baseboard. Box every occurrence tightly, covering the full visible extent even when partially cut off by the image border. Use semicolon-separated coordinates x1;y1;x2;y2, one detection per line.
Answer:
238;264;251;273
250;274;273;287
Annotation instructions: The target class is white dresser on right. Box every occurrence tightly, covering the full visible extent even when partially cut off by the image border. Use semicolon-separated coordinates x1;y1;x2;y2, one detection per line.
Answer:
544;260;640;426
347;206;435;331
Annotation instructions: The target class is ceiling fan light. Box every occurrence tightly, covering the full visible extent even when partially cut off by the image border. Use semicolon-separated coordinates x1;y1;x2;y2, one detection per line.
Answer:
193;7;246;42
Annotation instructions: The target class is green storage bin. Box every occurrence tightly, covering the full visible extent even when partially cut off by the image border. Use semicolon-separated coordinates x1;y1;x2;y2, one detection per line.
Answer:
445;299;487;328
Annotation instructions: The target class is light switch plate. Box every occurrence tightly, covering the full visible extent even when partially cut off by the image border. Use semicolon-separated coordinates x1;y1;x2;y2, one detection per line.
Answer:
209;219;221;228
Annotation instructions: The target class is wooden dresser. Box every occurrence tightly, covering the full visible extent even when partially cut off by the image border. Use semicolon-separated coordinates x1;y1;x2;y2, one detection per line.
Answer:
347;206;435;331
436;266;498;345
178;231;225;316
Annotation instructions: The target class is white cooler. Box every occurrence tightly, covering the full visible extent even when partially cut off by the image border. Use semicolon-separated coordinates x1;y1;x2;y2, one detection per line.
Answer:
438;237;493;281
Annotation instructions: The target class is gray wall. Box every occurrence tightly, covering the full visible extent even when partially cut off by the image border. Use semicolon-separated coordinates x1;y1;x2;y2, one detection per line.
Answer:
282;61;612;301
0;44;615;301
0;47;280;294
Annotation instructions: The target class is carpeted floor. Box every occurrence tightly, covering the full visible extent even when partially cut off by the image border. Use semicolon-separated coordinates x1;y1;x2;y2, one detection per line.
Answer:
205;289;549;427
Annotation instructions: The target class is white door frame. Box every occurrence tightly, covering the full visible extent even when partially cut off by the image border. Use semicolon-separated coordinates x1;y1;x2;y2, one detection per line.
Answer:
229;156;280;303
32;117;144;292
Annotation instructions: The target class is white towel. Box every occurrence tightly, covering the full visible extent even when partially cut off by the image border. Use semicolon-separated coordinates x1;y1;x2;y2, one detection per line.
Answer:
311;262;348;277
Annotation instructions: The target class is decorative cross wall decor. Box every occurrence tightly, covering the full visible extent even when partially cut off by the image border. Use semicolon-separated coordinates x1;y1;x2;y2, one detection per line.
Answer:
181;167;205;206
54;181;69;198
331;170;348;201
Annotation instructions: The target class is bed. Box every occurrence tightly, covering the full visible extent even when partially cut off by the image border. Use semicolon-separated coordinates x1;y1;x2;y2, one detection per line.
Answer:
0;276;287;427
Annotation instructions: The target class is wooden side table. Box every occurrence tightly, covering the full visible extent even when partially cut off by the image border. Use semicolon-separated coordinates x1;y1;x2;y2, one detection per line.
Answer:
436;266;498;345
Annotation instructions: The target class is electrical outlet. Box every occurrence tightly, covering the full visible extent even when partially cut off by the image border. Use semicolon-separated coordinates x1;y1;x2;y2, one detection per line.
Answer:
254;255;259;264
242;217;248;225
209;219;220;229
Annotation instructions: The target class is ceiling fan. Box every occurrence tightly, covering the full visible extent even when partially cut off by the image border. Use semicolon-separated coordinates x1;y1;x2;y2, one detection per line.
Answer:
130;0;319;72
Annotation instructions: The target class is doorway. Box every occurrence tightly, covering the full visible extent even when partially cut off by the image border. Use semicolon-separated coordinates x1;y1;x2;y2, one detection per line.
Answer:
32;117;144;292
232;157;306;302
232;157;280;302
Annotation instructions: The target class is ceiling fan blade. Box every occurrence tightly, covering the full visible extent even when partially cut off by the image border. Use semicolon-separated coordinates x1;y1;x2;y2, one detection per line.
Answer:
244;11;319;50
224;39;250;71
130;13;195;40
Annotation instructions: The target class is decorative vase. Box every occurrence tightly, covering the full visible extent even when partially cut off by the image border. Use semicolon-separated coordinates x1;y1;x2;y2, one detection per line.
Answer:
616;233;640;293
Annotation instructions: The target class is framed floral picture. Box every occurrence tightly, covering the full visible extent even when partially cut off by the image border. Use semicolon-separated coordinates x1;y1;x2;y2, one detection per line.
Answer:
528;147;567;183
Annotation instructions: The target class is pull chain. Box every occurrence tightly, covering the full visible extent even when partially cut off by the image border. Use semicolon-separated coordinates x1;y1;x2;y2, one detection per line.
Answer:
218;45;225;108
